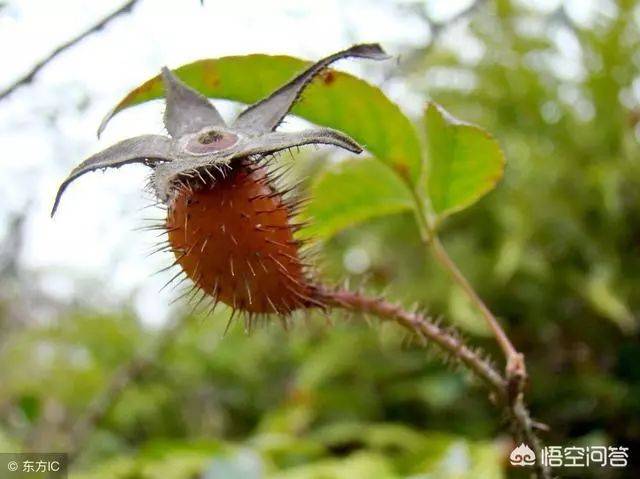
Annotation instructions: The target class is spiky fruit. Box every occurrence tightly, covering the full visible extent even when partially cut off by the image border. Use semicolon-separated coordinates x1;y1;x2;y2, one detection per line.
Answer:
166;159;322;315
52;45;390;319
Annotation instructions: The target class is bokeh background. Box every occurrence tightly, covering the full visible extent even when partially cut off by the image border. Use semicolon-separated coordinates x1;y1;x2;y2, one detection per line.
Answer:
0;0;639;477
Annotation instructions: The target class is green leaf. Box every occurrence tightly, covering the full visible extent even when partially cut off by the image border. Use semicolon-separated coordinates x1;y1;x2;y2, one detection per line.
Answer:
100;55;422;181
305;158;415;239
424;102;505;218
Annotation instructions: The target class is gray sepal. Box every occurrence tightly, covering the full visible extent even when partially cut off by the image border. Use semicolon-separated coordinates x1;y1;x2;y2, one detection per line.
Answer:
233;44;389;134
161;67;226;138
241;128;363;156
51;135;174;216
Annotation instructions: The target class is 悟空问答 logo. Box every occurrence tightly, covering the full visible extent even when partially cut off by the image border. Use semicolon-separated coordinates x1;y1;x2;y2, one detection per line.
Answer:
510;443;536;466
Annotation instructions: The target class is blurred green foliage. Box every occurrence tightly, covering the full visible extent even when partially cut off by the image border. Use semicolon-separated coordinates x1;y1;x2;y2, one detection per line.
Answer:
1;1;640;478
0;308;505;478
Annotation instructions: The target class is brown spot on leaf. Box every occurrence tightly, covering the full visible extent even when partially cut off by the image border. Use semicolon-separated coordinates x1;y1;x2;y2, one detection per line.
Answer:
124;77;159;105
393;163;411;182
322;70;336;85
202;61;220;88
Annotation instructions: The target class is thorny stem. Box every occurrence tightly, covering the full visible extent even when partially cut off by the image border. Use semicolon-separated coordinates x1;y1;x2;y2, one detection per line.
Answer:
324;288;550;479
323;288;506;395
409;191;549;479
411;192;524;379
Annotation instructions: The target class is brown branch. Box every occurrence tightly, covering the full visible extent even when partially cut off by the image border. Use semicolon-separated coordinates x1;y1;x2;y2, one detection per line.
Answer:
407;193;548;477
428;237;546;475
323;287;550;479
323;287;506;395
510;394;551;479
0;0;141;102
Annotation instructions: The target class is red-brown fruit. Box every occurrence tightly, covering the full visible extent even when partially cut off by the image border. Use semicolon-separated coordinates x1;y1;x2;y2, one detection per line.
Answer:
165;158;321;315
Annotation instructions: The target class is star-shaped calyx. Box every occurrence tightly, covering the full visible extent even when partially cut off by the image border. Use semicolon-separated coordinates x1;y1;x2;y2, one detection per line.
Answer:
51;44;389;215
51;44;389;316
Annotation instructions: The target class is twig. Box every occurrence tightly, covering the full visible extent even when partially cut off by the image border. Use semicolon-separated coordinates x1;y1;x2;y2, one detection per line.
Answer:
67;312;189;464
510;394;550;479
425;0;486;49
0;0;141;102
399;0;546;461
408;193;548;477
410;189;526;381
430;236;526;380
66;357;149;462
323;288;506;395
323;287;550;479
400;0;487;67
